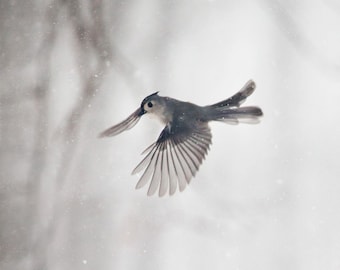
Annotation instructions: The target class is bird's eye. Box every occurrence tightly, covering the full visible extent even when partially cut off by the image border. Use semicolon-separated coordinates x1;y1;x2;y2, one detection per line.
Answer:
147;101;153;108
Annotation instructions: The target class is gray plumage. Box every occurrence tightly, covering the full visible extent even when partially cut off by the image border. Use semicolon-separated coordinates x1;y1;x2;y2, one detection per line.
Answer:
99;80;263;196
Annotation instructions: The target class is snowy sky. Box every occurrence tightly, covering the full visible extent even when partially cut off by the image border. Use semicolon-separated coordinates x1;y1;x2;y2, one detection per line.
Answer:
1;1;340;270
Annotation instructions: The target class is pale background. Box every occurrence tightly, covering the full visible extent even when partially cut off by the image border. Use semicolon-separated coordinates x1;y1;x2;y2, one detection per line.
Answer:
1;1;340;269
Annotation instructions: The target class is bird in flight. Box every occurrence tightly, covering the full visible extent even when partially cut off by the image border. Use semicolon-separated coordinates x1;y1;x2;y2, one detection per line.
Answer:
99;80;263;196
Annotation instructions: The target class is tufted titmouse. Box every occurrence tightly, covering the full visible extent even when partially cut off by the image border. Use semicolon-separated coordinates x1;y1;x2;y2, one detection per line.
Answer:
99;80;263;197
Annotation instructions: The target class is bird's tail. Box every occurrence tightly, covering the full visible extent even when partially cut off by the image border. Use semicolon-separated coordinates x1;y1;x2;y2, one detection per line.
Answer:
204;80;263;124
207;106;263;124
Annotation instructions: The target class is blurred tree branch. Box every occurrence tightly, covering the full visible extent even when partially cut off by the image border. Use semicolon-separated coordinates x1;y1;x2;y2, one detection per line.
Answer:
15;1;141;269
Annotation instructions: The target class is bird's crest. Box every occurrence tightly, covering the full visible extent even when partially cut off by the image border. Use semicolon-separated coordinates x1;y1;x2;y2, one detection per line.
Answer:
141;91;159;107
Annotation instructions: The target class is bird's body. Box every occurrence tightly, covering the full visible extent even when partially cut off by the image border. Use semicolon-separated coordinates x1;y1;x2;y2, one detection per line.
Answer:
99;80;263;196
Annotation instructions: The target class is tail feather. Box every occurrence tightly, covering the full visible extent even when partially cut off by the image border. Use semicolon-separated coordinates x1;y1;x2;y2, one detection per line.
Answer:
212;106;263;124
204;80;263;124
208;80;256;109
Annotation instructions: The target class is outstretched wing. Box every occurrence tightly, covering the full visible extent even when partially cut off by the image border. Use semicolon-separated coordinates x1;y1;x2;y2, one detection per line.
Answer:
98;108;143;138
132;122;212;196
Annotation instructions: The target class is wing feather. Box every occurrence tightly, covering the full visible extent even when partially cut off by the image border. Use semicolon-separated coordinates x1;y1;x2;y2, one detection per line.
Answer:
98;108;142;138
167;140;179;195
147;143;163;196
168;139;187;192
159;144;169;197
135;144;160;189
132;122;212;196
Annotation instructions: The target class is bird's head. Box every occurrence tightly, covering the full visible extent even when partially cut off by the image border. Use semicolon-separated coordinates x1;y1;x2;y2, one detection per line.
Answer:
139;92;171;124
139;91;161;115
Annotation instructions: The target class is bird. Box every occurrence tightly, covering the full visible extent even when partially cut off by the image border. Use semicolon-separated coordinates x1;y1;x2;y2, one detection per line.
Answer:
99;80;263;197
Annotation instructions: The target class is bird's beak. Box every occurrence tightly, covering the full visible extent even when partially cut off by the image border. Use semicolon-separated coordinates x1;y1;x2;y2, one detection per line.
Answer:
138;107;147;116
